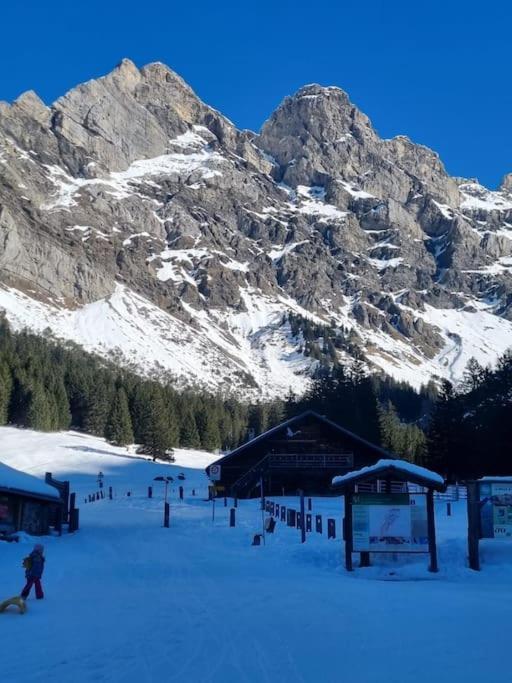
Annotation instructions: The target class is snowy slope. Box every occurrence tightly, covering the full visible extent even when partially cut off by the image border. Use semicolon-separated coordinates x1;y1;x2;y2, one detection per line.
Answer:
2;280;512;394
1;426;512;682
0;284;313;398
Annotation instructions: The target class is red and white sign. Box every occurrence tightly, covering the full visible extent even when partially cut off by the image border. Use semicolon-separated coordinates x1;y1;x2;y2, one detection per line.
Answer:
209;464;222;481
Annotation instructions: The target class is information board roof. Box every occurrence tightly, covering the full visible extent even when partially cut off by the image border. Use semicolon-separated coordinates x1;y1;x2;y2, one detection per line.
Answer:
332;459;445;492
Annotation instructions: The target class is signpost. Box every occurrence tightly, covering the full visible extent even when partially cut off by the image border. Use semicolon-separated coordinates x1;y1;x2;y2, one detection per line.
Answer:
209;464;221;482
154;476;172;528
332;461;445;573
468;478;512;570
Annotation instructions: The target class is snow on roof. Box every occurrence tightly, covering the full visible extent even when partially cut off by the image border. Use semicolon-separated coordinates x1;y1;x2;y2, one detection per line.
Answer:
332;459;444;488
0;461;61;500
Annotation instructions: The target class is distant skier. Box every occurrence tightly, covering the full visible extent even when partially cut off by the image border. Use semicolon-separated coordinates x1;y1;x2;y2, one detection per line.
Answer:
20;544;45;600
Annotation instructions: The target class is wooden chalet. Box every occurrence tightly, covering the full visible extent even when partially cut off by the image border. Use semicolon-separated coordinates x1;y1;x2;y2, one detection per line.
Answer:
206;410;394;498
0;462;63;537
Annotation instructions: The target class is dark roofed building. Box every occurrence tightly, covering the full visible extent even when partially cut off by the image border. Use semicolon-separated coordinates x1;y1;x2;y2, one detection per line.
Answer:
206;410;393;498
0;462;63;537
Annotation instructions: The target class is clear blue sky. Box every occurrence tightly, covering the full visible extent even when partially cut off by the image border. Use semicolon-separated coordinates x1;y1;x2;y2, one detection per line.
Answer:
2;0;510;188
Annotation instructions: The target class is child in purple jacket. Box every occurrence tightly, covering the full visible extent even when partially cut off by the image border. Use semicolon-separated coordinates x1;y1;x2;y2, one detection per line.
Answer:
21;544;45;600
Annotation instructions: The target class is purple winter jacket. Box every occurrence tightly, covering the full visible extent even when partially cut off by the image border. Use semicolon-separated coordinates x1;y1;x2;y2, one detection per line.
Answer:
26;550;45;579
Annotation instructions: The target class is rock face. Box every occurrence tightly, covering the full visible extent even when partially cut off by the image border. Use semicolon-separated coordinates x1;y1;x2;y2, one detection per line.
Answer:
1;59;512;395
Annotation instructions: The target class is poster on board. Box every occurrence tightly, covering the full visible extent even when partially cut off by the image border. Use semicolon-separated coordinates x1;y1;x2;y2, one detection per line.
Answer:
479;482;512;538
352;493;429;552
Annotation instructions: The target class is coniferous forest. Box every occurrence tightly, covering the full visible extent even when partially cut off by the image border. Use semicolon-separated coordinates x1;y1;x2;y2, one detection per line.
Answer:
0;316;511;478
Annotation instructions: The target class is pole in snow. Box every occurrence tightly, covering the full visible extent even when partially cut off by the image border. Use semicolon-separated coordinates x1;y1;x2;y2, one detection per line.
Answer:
260;476;266;545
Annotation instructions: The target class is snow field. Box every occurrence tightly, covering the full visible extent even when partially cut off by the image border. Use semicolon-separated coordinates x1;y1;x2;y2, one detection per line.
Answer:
0;427;511;682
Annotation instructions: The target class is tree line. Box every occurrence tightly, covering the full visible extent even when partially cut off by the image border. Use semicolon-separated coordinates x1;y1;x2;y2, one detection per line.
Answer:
3;315;509;479
0;318;282;457
425;355;512;480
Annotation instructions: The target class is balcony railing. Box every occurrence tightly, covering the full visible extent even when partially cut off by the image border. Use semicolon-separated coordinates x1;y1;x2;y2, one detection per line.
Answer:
267;453;354;469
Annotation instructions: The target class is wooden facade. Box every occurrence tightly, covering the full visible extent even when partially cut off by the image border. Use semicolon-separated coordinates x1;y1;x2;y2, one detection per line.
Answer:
0;465;63;537
206;410;394;498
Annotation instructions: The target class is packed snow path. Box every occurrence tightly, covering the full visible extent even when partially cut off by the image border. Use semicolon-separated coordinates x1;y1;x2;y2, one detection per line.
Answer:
0;428;511;682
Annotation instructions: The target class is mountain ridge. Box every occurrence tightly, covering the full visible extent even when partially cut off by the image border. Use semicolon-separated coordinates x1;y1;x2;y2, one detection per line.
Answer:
1;58;511;396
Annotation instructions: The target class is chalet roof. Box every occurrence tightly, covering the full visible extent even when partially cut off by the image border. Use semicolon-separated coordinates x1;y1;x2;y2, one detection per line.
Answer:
208;410;394;471
0;461;61;502
332;459;446;492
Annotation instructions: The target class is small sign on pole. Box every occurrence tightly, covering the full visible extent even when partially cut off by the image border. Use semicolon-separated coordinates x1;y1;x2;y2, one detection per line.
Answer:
209;464;222;481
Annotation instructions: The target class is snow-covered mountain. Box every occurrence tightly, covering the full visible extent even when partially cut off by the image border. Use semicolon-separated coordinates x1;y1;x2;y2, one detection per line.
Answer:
1;59;512;395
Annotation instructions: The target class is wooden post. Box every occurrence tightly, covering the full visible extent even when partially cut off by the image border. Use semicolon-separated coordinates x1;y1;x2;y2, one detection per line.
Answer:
109;486;113;500
315;514;322;533
148;486;152;498
229;508;236;527
360;552;371;567
467;481;480;571
299;490;306;543
446;501;451;516
164;502;170;528
69;492;76;513
69;508;79;533
180;486;184;501
260;476;266;545
234;496;238;508
426;488;438;572
344;491;353;571
223;496;227;507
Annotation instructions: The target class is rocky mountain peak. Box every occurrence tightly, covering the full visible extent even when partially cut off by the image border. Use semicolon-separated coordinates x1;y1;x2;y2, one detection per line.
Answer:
500;173;512;193
1;59;512;397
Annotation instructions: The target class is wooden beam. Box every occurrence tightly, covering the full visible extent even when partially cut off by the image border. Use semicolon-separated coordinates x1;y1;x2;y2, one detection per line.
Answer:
467;481;480;571
344;490;353;571
426;489;438;573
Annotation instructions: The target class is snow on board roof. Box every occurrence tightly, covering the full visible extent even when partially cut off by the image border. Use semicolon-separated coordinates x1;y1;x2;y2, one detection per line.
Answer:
332;459;445;490
0;461;61;501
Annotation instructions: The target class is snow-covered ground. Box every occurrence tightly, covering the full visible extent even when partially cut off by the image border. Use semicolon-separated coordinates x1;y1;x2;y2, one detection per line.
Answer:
1;427;511;682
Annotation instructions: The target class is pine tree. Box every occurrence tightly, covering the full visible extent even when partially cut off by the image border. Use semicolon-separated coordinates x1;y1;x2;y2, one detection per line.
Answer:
84;377;114;436
180;409;201;449
105;387;134;446
0;359;12;425
137;385;176;459
197;402;221;451
49;373;71;430
26;382;53;431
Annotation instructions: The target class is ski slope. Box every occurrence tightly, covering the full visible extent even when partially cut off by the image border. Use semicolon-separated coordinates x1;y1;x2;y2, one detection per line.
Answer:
0;427;511;682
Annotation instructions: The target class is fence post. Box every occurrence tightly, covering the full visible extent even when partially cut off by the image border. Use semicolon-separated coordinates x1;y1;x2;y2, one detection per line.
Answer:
447;501;451;516
69;508;79;533
179;486;184;501
148;486;152;499
230;508;236;527
315;514;322;534
299;490;306;543
164;502;170;528
109;486;113;500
